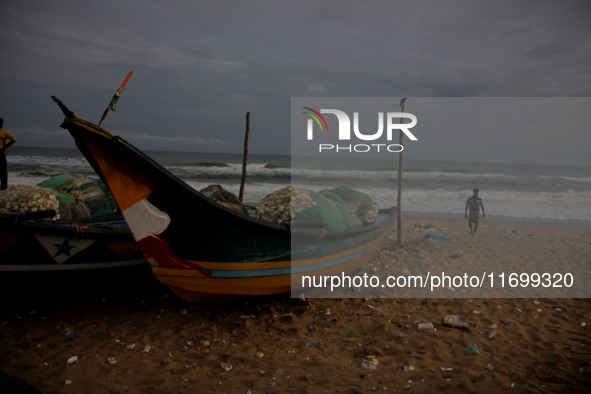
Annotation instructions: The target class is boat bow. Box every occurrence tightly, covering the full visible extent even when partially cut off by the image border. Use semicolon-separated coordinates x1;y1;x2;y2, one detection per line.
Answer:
53;97;395;300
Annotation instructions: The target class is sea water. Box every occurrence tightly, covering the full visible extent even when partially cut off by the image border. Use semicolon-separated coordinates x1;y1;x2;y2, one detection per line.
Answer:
6;146;591;226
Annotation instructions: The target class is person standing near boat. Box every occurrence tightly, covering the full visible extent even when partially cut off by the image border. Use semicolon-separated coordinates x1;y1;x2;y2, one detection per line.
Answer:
0;118;17;190
464;188;485;236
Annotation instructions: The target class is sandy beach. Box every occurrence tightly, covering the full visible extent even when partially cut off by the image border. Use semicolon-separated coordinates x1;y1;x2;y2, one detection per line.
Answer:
1;218;590;393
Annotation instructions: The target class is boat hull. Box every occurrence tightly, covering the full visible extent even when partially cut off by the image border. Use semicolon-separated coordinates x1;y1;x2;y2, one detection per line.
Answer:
150;220;391;301
56;106;396;300
0;213;145;271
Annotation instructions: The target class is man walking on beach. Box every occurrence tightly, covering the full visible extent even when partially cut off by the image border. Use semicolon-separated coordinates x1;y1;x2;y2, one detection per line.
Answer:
465;188;485;236
0;118;17;190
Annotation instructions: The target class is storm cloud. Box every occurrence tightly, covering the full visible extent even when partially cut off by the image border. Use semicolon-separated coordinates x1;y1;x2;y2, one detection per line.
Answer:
1;0;590;165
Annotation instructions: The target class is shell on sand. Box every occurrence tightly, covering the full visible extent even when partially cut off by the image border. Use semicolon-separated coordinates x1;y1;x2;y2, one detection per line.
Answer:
442;314;470;329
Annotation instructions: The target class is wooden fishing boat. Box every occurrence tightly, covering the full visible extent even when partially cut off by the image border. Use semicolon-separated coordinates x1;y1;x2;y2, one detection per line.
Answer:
0;210;145;271
52;97;396;301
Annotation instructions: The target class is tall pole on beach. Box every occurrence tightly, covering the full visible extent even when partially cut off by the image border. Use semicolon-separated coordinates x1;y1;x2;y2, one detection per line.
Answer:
239;111;250;202
396;98;406;246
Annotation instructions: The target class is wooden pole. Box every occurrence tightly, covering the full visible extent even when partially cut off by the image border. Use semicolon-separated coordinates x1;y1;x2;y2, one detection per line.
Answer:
239;112;250;202
396;98;406;246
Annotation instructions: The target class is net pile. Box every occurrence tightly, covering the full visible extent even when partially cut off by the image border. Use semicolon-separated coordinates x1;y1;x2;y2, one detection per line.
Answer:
37;174;118;220
255;187;316;225
0;184;70;220
0;174;119;221
200;184;248;215
255;186;377;231
328;186;378;225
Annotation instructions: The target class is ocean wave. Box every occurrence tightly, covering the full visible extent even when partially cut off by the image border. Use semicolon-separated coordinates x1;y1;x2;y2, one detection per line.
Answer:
9;155;91;168
535;174;591;184
195;162;230;168
401;188;591;221
403;170;521;180
7;148;590;223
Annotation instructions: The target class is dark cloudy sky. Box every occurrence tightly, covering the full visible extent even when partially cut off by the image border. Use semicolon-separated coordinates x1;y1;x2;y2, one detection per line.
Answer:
1;0;590;165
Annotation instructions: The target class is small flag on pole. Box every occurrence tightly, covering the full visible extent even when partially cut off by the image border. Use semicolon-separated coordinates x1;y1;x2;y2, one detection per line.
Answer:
109;93;121;112
99;70;133;126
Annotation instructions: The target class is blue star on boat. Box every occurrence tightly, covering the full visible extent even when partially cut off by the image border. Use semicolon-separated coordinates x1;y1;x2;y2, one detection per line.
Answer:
53;239;76;257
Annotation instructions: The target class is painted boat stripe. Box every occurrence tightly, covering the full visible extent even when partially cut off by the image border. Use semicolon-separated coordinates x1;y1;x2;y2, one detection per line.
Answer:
207;232;386;278
183;231;389;271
